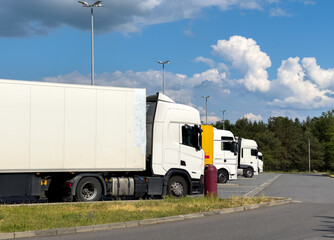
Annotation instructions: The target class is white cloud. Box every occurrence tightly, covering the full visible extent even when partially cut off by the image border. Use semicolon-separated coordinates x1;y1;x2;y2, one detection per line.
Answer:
164;88;194;105
189;68;226;86
212;35;271;92
194;56;215;68
301;57;334;89
43;70;162;93
243;113;263;122
270;8;291;17
201;115;219;124
303;1;316;5
270;57;334;109
43;67;229;97
183;29;195;37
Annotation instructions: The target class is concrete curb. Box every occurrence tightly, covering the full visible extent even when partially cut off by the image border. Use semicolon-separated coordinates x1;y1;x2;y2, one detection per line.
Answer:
0;198;293;239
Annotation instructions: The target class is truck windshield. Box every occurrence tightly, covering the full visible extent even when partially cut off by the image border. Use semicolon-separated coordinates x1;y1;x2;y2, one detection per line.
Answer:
146;101;157;158
182;125;202;151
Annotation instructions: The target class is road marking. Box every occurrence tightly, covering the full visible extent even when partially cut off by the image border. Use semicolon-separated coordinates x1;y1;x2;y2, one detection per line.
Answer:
244;174;281;197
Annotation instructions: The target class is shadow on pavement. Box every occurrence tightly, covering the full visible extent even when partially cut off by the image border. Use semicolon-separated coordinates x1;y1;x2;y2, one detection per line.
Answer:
314;216;334;238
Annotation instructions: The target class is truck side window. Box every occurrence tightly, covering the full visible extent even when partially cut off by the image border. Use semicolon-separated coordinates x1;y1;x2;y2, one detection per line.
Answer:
221;142;234;152
182;125;202;150
251;149;258;156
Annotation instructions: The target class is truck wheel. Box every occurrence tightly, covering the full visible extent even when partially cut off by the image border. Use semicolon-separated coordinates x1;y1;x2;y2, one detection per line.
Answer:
167;176;188;197
244;168;254;178
76;177;102;202
217;169;228;183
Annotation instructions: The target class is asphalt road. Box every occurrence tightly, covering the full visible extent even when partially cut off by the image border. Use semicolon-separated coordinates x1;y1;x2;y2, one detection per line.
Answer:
16;173;334;240
218;172;279;198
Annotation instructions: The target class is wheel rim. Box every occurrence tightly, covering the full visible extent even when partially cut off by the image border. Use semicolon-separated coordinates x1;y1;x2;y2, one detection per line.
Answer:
218;173;225;182
81;183;97;200
170;182;183;196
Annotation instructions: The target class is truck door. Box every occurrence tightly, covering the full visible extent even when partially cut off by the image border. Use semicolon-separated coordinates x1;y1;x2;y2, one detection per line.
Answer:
221;140;238;178
179;125;204;180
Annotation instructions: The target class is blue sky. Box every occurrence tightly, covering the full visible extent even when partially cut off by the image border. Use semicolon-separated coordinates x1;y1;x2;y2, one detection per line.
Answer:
1;0;334;123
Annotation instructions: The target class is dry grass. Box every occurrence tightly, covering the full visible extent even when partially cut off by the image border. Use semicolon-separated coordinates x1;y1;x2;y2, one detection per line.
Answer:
0;196;278;233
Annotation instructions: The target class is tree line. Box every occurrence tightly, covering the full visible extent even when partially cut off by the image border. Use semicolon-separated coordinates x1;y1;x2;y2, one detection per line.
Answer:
213;110;334;172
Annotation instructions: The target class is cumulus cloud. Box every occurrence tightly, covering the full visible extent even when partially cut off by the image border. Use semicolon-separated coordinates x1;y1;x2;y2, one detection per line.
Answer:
243;113;263;122
189;68;226;86
211;36;271;92
270;57;334;109
0;0;303;37
301;57;334;89
194;56;215;68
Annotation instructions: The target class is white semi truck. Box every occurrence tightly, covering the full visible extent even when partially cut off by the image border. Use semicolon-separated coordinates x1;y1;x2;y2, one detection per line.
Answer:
237;138;259;178
0;79;204;202
201;125;238;183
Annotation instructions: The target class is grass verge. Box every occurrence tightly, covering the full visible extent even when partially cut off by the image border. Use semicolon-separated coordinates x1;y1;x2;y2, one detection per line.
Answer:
0;196;278;233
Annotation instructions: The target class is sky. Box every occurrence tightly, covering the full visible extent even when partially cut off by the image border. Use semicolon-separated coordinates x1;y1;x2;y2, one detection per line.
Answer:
1;0;334;124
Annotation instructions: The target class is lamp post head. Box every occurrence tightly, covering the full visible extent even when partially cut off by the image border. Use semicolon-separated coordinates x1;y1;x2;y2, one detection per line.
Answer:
78;1;104;7
157;60;170;65
92;1;103;7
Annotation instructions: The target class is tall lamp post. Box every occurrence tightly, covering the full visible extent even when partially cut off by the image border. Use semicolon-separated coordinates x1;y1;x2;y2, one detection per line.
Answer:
220;109;226;130
201;96;210;124
78;1;104;86
157;60;170;94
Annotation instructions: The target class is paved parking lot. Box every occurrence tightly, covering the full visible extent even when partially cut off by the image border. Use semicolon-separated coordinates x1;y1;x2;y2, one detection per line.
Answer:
218;173;279;198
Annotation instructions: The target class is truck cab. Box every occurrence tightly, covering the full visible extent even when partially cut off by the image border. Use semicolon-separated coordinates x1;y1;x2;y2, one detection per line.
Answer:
146;93;204;196
237;138;258;178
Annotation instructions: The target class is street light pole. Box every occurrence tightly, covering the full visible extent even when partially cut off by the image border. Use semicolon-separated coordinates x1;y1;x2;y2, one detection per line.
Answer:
308;138;311;172
78;1;104;86
220;109;226;130
201;96;210;124
90;7;94;86
157;60;170;94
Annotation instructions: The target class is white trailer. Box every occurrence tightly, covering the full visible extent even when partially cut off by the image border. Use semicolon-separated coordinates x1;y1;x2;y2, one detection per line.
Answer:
237;138;258;178
0;79;204;201
201;125;238;183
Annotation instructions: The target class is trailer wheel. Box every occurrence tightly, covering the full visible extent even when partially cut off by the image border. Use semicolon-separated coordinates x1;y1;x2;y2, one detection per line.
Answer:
243;168;254;178
76;177;102;202
167;176;188;197
217;169;229;183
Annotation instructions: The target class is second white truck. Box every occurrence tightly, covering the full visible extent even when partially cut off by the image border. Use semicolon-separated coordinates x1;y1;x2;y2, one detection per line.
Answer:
201;125;238;183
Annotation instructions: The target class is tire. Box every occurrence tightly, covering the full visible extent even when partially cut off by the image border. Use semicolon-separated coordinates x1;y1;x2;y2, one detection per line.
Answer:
243;168;254;178
217;169;229;183
167;176;188;197
76;177;102;202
